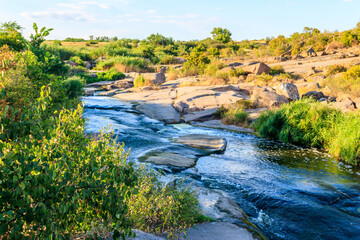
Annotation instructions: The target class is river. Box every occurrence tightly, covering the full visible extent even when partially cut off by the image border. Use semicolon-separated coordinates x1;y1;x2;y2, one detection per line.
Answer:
83;95;360;240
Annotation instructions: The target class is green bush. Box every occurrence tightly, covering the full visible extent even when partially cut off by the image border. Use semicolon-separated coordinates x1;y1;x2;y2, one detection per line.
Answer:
0;88;137;239
63;76;85;99
326;64;347;76
127;167;203;238
269;65;285;75
253;99;360;165
133;74;147;88
96;56;149;72
96;68;125;82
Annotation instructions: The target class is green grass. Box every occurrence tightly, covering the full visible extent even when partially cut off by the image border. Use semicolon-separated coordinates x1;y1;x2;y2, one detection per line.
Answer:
253;99;360;165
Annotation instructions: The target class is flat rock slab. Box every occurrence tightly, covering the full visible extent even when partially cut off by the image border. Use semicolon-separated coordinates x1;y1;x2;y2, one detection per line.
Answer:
182;222;254;240
175;134;227;152
145;152;197;168
97;89;120;96
190;120;254;133
136;102;181;124
124;230;165;240
183;108;218;123
86;81;115;88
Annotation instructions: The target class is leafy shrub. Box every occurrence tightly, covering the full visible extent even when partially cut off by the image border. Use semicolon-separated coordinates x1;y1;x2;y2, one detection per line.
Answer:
0;89;137;239
253;99;360;165
325;65;360;98
159;55;176;64
97;56;150;73
96;67;125;81
133;74;151;88
217;100;254;126
127;167;203;238
326;64;347;76
63;76;85;99
269;65;285;75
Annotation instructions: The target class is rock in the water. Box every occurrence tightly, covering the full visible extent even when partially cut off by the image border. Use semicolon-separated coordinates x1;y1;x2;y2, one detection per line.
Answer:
183;108;217;123
175;134;227;152
251;87;289;108
83;87;97;96
182;222;254;240
86;81;115;88
190;120;254;133
302;91;325;100
136;102;181;124
242;62;270;75
97;89;120;96
216;197;247;220
145;152;196;168
277;83;300;100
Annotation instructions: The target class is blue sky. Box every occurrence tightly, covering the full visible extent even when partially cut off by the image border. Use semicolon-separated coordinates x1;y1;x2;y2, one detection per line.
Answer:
1;0;360;41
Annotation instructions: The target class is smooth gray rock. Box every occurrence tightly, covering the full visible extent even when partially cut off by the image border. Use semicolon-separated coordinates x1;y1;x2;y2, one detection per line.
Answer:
301;91;325;100
175;134;227;152
183;108;218;123
136;102;181;124
145;152;196;168
251;87;289;108
125;230;165;240
277;83;300;100
182;222;254;240
190;120;254;133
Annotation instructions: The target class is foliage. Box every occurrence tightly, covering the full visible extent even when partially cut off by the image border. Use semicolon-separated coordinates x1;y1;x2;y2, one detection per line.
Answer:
133;74;148;88
326;64;347;76
253;99;360;165
127;167;203;238
0;21;25;51
269;65;285;75
217;100;254;126
96;56;150;73
96;68;125;82
211;27;232;44
0;88;137;239
63;76;85;99
325;65;360;98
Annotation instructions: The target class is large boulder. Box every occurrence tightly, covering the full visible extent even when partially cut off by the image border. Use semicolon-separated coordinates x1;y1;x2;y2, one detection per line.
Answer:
353;98;360;109
175;134;227;152
251;87;289;108
295;82;320;96
302;91;325;100
145;152;196;168
277;83;300;101
242;62;270;75
331;97;356;112
301;46;317;57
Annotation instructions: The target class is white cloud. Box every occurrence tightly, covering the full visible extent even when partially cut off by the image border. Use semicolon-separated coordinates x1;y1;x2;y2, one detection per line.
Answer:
58;1;111;10
21;10;96;22
147;9;156;13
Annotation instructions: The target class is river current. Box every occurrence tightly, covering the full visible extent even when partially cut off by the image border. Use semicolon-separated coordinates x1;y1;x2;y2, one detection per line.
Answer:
83;96;360;240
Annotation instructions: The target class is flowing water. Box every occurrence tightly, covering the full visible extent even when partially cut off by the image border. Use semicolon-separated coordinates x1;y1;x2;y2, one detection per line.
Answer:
83;96;360;240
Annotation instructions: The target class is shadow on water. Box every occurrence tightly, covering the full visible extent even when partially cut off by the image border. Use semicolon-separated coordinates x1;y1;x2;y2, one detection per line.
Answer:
83;96;360;240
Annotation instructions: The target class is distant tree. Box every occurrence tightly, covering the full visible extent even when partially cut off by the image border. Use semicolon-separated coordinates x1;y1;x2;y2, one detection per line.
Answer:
211;27;232;44
0;21;25;51
146;33;174;46
89;35;94;40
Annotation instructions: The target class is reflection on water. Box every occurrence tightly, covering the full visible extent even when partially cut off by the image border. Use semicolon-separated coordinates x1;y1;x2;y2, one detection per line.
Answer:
83;96;360;240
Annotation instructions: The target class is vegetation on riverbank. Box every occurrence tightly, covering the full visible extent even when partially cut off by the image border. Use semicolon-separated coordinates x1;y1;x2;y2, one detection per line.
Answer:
254;99;360;165
0;22;203;239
